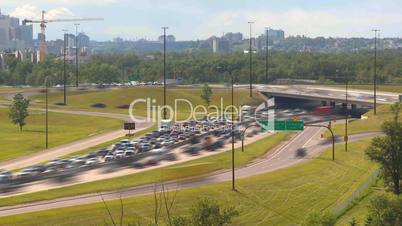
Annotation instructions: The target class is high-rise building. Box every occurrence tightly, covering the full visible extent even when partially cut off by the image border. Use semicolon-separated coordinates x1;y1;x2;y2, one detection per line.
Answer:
0;9;33;51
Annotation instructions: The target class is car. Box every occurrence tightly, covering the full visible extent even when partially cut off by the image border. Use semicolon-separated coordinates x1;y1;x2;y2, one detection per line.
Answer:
85;158;98;165
124;150;135;157
115;150;125;158
0;171;12;182
28;165;48;173
183;145;201;155
85;152;97;159
71;157;86;166
141;144;152;151
104;154;115;162
97;149;109;157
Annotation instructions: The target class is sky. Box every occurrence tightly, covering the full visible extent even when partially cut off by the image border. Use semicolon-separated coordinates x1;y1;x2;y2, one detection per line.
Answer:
1;0;402;41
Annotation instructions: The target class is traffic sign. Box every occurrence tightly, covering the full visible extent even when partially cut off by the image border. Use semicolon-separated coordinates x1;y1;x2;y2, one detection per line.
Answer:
259;120;304;131
124;122;136;130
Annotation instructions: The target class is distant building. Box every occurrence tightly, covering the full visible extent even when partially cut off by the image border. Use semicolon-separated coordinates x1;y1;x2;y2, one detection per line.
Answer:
224;32;243;44
210;36;230;53
0;9;33;51
256;28;285;50
267;29;285;42
158;35;176;43
212;36;219;53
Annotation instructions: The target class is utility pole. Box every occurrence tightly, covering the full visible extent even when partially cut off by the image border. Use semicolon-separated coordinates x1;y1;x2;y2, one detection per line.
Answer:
372;29;379;115
248;21;254;97
74;24;80;88
162;26;168;119
265;27;269;84
62;29;68;105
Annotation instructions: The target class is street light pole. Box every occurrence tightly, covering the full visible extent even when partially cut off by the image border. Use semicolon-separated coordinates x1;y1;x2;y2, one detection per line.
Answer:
74;24;80;88
265;27;269;84
345;70;348;152
62;29;68;105
248;21;254;97
45;76;49;149
230;69;235;191
162;26;168;120
372;29;379;115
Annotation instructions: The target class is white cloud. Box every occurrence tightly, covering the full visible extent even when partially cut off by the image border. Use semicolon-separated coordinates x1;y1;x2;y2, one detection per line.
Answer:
10;4;75;20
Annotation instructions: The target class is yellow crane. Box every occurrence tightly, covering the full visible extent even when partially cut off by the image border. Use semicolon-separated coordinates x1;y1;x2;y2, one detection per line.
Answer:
22;10;103;62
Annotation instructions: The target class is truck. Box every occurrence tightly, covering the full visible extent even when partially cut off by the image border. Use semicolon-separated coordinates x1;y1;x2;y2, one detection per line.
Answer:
159;119;172;132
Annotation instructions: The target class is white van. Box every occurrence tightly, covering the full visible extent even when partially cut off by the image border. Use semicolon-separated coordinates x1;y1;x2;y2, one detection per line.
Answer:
159;119;172;132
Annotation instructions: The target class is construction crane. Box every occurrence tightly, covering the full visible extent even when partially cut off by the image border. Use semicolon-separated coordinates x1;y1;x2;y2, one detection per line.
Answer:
22;10;103;62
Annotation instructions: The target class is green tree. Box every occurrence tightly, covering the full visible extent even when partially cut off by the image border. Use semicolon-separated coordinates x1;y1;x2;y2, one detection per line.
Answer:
365;194;402;226
189;198;238;226
366;103;402;195
200;83;213;106
9;93;30;132
302;211;336;226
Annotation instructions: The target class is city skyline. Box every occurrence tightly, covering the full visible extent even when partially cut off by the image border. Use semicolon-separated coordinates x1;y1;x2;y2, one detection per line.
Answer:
1;0;402;41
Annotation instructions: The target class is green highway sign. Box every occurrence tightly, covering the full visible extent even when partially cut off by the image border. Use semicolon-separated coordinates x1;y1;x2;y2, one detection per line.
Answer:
259;120;304;131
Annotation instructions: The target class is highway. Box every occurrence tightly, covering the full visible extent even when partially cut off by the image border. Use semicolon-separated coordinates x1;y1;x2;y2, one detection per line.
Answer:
0;127;382;217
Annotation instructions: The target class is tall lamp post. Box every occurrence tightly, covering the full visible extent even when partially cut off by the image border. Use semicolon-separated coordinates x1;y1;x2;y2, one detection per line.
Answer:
217;65;236;190
265;27;269;84
45;76;49;149
372;29;379;115
74;24;80;88
248;21;254;97
230;69;235;191
162;26;168;119
62;29;68;105
345;70;349;152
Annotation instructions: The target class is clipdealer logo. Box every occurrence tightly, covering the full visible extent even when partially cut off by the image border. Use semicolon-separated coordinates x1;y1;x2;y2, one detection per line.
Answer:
128;97;275;130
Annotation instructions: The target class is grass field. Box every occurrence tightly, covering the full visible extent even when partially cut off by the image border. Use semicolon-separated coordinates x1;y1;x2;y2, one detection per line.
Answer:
0;139;378;226
335;186;380;225
0;108;122;162
328;104;399;137
0;132;290;207
30;87;263;119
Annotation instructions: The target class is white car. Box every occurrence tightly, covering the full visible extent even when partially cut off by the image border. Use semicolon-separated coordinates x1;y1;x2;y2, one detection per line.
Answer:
115;150;125;158
85;158;98;165
104;154;115;162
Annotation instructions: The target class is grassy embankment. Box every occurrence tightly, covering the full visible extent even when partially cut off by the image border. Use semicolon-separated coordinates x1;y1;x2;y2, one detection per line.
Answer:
30;87;262;120
328;104;400;137
0;108;122;162
0;139;378;226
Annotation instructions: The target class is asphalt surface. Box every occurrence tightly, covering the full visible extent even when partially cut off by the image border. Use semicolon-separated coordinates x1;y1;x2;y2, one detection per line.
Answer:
0;127;382;217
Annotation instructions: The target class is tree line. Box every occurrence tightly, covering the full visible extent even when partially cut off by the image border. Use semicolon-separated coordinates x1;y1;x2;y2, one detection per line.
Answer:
1;49;402;86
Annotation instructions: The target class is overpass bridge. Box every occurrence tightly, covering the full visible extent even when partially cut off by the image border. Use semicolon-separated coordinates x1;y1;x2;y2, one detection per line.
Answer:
255;85;399;106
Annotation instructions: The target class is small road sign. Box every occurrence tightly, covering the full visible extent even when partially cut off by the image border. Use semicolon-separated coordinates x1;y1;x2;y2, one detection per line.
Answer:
124;122;136;130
